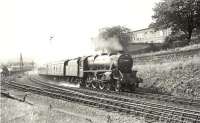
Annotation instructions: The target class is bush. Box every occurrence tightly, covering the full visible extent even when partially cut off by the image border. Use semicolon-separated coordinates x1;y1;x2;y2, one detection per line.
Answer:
163;34;188;49
190;35;200;45
149;43;161;52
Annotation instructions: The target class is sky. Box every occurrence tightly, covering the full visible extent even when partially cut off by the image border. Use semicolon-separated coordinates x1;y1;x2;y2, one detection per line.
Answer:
0;0;160;64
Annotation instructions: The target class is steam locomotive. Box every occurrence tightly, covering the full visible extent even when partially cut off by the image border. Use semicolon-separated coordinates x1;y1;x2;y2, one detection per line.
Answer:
38;53;142;91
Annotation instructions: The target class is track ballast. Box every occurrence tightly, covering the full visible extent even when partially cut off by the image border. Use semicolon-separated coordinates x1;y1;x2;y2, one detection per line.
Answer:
1;76;200;123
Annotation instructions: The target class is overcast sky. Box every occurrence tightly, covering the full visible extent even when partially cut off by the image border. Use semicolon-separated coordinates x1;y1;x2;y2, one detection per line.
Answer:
0;0;160;64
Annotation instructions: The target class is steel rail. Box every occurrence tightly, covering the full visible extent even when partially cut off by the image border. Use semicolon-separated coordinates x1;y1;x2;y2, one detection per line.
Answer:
31;77;200;114
21;78;200;122
36;75;200;107
4;81;200;123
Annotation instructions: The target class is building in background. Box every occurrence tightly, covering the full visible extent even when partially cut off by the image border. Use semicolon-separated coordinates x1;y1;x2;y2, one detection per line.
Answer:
127;28;171;54
131;28;171;43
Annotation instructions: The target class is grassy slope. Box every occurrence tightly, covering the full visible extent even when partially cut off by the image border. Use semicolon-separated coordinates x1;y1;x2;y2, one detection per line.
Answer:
133;55;200;99
133;44;200;57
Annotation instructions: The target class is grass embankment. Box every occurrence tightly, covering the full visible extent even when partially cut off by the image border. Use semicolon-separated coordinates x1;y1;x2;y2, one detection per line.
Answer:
133;43;200;57
133;56;200;99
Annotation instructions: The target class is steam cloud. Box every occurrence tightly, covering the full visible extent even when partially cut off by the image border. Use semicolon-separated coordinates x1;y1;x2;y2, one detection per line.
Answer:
93;36;123;53
92;26;131;53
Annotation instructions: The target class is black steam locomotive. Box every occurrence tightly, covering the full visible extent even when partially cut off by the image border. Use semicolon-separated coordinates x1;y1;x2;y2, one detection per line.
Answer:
38;53;142;91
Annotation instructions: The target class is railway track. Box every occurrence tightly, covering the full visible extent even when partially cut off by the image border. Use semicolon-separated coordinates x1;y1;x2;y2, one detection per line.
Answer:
84;86;200;108
35;76;200;108
2;77;200;123
117;90;200;108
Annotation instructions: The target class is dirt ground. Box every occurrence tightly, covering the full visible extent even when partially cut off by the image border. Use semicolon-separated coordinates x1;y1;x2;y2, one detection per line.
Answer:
0;87;149;123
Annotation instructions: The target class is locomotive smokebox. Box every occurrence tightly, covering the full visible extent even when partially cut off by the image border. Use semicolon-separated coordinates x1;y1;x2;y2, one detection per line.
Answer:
118;54;133;73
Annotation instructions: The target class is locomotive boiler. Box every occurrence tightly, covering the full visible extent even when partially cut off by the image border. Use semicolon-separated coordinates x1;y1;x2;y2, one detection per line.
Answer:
83;53;142;91
38;53;142;92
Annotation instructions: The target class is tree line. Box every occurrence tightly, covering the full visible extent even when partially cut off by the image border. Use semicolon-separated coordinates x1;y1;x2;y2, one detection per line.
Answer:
95;0;200;53
150;0;200;48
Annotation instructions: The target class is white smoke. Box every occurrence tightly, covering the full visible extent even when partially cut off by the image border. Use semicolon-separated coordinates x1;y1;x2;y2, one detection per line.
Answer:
92;36;123;53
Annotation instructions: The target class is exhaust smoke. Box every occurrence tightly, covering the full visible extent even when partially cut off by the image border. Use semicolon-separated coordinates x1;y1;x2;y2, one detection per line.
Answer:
92;26;132;53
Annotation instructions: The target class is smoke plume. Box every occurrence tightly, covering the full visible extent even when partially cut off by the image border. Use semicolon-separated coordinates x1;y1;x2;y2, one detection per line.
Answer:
93;35;123;53
92;26;132;53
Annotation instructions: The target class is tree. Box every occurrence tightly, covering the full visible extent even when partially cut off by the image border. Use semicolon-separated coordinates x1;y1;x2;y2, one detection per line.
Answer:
150;0;200;43
96;26;132;52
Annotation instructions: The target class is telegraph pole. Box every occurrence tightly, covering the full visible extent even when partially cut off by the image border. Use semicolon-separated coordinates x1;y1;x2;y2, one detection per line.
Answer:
20;53;23;72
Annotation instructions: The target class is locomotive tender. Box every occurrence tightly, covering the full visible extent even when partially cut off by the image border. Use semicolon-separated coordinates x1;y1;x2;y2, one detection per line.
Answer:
38;53;142;91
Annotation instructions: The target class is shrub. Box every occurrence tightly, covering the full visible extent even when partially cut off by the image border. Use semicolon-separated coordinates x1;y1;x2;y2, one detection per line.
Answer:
163;34;188;49
149;43;161;52
190;35;200;45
